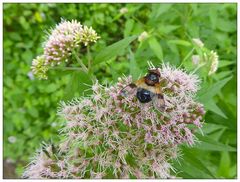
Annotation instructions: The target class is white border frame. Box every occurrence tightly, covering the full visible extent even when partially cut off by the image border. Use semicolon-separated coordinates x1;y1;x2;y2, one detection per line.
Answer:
0;0;238;181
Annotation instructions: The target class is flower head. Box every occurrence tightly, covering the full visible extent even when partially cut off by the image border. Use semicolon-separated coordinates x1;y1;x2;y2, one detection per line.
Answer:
24;63;205;179
208;50;219;75
43;20;83;66
31;55;49;80
75;26;100;46
43;19;100;66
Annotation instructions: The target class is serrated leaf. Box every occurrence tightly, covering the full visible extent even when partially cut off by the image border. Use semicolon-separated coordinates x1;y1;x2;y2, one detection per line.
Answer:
204;100;227;119
94;35;137;65
148;37;163;61
198;76;232;103
195;134;236;152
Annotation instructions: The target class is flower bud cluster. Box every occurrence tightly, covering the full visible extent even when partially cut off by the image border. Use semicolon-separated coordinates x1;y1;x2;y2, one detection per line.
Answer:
208;50;219;75
31;19;100;79
31;55;49;80
44;19;100;66
191;38;219;75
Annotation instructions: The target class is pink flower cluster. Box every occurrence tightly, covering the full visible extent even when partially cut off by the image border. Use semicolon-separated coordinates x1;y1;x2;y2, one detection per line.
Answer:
23;64;205;179
43;20;82;66
43;19;100;66
111;64;204;146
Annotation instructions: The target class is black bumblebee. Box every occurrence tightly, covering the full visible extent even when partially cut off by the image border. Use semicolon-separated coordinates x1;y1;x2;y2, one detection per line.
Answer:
120;68;165;111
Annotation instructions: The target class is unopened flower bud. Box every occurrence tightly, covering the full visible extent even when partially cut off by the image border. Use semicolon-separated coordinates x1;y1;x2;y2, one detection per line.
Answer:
138;31;149;42
119;7;128;14
192;38;204;48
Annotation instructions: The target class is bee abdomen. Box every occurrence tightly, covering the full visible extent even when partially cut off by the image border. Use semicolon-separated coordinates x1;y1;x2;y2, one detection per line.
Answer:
136;88;152;103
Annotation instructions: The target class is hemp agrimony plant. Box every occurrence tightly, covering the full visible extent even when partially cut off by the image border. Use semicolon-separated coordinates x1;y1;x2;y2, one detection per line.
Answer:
24;19;221;179
31;19;100;80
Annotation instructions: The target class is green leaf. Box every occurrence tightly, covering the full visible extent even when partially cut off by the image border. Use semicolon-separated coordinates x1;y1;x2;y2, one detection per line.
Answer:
214;70;233;80
124;19;134;38
229;164;237;178
217;151;231;178
128;48;142;80
34;11;43;23
158;25;180;34
204;100;227;119
29;107;39;118
209;128;226;141
198;76;232;103
168;40;191;47
93;35;137;65
217;19;236;33
8;32;22;41
181;149;216;178
45;83;58;93
63;71;92;100
209;6;218;29
218;60;236;68
148;37;163;61
105;61;119;82
173;155;214;178
200;123;227;134
195;134;236;152
19;16;30;30
151;4;172;18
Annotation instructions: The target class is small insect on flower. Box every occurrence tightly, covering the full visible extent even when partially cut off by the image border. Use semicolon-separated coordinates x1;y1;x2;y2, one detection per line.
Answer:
120;68;165;112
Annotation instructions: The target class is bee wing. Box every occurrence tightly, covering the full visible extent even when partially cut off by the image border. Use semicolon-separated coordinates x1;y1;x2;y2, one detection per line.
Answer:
152;94;165;112
120;83;137;97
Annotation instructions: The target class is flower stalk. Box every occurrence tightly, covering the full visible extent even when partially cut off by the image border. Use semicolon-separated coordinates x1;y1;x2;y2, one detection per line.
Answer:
72;49;89;73
30;19;100;80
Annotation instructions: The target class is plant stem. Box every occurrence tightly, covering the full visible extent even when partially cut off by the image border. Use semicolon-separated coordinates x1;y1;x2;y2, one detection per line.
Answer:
72;49;88;73
49;67;85;71
87;46;91;70
179;48;195;68
192;62;206;74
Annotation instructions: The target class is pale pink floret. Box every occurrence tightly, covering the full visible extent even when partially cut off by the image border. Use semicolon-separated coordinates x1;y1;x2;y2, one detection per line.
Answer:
161;64;200;93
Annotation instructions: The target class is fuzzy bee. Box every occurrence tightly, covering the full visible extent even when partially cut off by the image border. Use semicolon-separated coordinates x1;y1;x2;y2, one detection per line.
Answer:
120;68;165;112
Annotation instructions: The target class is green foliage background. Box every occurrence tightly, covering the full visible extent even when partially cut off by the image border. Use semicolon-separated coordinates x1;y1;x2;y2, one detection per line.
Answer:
3;3;237;178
